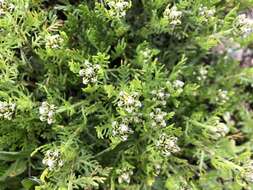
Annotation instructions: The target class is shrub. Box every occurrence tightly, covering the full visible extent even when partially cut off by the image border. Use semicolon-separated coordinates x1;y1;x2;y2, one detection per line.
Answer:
1;0;253;189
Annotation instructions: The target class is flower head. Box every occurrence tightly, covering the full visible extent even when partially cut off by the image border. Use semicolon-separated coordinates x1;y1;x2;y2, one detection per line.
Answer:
235;14;253;37
111;119;133;141
117;91;141;113
118;169;133;184
215;89;229;104
209;122;229;139
79;60;100;85
0;101;15;120
164;5;183;25
150;108;167;128
155;133;180;156
39;101;56;124
106;0;131;18
42;150;63;171
45;34;63;49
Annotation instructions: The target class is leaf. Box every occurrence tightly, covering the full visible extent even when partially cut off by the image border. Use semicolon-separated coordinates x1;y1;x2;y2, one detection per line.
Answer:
0;159;27;181
104;85;115;98
222;5;239;30
22;177;41;190
111;38;126;60
68;60;80;74
0;151;30;161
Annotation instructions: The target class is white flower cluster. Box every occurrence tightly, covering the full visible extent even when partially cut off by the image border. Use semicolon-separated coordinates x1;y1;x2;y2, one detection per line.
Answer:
235;14;253;37
172;79;185;93
243;161;253;183
199;5;216;22
164;5;183;25
79;60;100;85
42;150;64;171
173;80;184;89
106;0;131;18
39;101;56;125
155;133;180;156
117;91;141;113
196;67;208;81
112;120;133;141
45;34;64;49
0;0;15;15
209;122;229;139
0;101;15;120
151;88;170;106
215;89;229;104
150;108;167;128
118;169;133;184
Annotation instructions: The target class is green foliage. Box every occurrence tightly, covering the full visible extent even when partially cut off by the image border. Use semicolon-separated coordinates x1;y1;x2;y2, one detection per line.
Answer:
1;0;253;189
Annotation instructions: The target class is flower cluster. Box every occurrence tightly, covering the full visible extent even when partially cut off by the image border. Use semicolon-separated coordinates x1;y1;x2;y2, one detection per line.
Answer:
117;91;141;113
106;0;131;18
209;121;229;139
45;34;64;49
111;120;133;141
242;161;253;183
0;0;15;15
155;133;180;156
172;79;185;93
0;101;15;120
151;88;170;106
173;80;184;89
198;5;216;22
118;169;133;184
216;89;229;104
150;108;167;128
42;150;64;171
140;48;153;63
164;5;183;25
79;60;100;85
196;67;208;81
235;14;253;37
39;101;56;125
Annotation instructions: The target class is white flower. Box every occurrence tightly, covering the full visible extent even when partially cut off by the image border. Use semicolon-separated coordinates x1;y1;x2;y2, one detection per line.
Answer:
45;34;63;49
47;159;56;170
199;5;215;20
210;122;229;139
197;67;208;81
42;150;63;170
243;161;253;183
39;102;56;124
126;96;135;105
155;133;180;156
111;119;133;141
0;101;15;120
79;61;100;85
216;89;229;104
164;5;183;25
118;170;133;184
117;91;141;113
235;14;253;37
119;123;129;133
107;0;131;18
173;80;184;88
79;69;85;77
